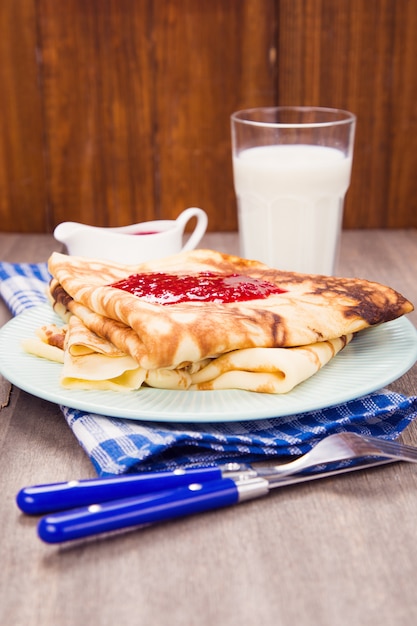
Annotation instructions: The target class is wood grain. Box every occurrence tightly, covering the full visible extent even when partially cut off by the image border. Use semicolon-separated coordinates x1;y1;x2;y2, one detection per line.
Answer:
277;0;417;228
153;0;276;230
37;0;276;231
38;0;156;229
0;0;47;232
0;1;416;232
1;231;417;626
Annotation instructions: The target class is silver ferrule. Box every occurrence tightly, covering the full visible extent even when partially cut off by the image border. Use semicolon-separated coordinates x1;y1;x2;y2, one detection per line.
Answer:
219;463;258;482
236;477;270;502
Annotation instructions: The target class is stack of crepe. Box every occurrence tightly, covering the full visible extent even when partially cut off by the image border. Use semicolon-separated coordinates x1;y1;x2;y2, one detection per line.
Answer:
22;249;413;394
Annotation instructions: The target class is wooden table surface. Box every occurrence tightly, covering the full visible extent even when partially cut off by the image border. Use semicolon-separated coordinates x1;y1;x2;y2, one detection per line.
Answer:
1;230;417;626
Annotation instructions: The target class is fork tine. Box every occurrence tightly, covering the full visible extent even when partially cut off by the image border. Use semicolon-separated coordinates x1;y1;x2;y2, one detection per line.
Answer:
337;432;417;462
255;432;417;479
360;435;417;462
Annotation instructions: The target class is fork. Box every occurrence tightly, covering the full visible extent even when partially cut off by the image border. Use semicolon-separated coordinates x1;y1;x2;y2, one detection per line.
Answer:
28;431;417;543
254;431;417;482
18;431;417;517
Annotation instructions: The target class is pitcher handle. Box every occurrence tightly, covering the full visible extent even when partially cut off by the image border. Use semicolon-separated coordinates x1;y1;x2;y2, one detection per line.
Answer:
175;208;208;251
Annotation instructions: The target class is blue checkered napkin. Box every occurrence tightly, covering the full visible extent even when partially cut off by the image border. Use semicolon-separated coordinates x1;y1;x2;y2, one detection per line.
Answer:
0;262;51;316
61;394;417;476
1;260;417;476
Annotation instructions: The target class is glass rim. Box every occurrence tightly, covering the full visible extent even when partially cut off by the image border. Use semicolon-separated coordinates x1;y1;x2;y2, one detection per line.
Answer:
231;106;356;129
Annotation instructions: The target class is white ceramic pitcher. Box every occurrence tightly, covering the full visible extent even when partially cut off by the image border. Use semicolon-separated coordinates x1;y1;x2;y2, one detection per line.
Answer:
53;207;208;264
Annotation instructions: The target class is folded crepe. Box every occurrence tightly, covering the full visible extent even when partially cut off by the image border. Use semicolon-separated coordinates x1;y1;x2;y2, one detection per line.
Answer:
23;316;353;393
23;248;413;394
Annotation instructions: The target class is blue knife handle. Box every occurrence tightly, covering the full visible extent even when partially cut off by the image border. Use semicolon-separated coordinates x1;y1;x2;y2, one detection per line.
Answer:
37;478;240;544
16;466;223;515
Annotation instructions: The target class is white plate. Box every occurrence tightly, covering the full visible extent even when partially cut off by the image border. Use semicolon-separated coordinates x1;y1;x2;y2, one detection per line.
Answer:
0;304;416;423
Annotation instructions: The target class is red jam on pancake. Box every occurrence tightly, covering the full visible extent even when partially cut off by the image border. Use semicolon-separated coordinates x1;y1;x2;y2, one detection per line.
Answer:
109;272;287;304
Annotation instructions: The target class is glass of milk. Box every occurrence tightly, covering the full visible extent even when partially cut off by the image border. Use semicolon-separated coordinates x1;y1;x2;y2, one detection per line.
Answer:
231;107;356;275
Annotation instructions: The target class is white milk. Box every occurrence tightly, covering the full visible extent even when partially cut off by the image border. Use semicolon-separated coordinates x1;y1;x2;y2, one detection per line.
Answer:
232;144;353;274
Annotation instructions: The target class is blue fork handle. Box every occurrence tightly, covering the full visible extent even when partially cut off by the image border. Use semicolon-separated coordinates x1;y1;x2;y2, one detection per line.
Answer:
16;466;223;515
37;478;244;544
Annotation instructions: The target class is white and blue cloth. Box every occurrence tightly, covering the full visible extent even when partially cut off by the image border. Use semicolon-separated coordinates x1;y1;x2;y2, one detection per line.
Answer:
1;260;417;476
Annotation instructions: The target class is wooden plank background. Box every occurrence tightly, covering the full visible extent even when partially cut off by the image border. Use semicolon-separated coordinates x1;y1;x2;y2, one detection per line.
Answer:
0;0;416;233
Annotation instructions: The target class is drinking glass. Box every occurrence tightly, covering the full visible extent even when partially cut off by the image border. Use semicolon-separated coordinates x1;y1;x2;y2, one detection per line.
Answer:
231;106;356;275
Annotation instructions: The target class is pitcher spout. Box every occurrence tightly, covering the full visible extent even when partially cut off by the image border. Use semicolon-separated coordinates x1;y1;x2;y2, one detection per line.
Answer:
53;222;90;245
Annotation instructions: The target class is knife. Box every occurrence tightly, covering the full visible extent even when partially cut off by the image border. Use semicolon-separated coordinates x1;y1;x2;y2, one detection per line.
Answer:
16;465;234;515
21;430;417;517
36;458;395;544
14;450;387;516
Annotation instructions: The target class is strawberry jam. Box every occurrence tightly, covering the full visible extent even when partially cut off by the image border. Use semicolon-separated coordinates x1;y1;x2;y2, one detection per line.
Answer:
109;272;286;304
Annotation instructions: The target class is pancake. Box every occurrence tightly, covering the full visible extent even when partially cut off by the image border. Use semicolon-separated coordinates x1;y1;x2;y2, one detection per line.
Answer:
47;249;413;371
23;312;352;393
22;248;412;394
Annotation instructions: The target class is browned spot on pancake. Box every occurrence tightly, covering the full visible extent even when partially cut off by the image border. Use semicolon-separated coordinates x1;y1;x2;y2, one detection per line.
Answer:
252;269;413;324
38;324;67;350
50;279;73;310
303;278;413;324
